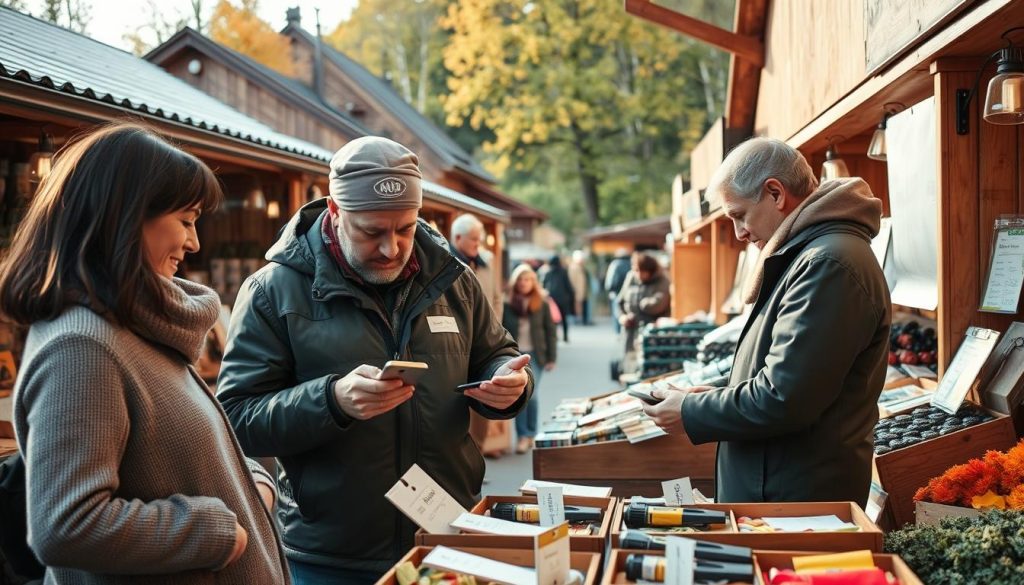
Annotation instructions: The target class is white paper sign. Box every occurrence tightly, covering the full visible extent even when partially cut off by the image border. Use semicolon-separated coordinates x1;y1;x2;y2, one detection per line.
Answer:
981;228;1024;313
452;512;549;536
535;523;571;585
662;477;695;506
519;480;612;498
931;327;1000;414
384;464;466;534
665;536;696;585
537;486;566;526
422;546;534;585
761;515;859;532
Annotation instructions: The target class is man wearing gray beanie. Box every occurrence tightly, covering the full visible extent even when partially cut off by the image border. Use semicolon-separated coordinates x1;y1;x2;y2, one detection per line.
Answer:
217;136;534;585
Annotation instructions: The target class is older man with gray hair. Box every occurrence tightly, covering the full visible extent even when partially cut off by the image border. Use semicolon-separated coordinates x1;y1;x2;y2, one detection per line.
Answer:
643;137;890;506
450;213;500;313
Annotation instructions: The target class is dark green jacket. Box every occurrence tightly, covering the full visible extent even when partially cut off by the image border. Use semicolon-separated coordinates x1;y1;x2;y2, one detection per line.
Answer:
216;200;531;573
501;298;557;367
682;221;890;506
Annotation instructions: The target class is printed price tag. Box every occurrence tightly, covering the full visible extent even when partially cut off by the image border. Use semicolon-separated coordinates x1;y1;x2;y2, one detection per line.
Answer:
535;522;571;585
537;486;566;526
662;477;695;506
665;536;696;585
385;464;466;534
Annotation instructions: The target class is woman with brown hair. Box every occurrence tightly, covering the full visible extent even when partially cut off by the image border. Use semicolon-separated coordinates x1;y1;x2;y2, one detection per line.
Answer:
0;123;290;584
502;264;557;454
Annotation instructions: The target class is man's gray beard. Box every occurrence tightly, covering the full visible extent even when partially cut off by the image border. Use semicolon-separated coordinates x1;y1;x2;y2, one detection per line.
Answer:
337;230;408;285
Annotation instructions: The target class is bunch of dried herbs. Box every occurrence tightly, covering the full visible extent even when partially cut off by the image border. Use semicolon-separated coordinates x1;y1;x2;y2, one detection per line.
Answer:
884;510;1024;584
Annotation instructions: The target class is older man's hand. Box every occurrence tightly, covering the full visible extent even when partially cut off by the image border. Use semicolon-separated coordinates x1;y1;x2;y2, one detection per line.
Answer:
641;385;716;434
465;354;531;410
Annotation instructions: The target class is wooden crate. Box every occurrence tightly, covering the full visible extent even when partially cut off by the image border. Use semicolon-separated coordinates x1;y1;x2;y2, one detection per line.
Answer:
376;546;602;585
602;548;922;585
752;551;924;585
914;501;982;527
609;501;882;553
532;434;717;497
415;495;616;553
874;403;1017;527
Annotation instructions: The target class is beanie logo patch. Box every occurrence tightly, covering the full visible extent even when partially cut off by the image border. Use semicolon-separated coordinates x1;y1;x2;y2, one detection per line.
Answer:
374;177;407;198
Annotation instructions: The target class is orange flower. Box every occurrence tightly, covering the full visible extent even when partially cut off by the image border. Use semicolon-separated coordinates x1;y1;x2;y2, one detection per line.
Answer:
1007;484;1024;509
1000;440;1024;493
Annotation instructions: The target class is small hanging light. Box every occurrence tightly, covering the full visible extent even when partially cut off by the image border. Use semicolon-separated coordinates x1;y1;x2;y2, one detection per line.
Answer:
28;130;54;183
820;139;850;182
243;182;266;211
266;200;281;219
866;103;906;162
957;27;1024;134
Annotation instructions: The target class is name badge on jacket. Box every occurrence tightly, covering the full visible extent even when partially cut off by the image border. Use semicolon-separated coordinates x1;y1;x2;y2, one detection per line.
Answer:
427;316;459;333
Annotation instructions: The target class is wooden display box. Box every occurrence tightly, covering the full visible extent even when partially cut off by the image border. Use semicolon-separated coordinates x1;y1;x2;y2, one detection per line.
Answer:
874;402;1017;528
752;551;924;585
415;495;616;553
376;546;602;585
609;501;882;552
914;501;982;527
601;549;923;585
532;433;717;497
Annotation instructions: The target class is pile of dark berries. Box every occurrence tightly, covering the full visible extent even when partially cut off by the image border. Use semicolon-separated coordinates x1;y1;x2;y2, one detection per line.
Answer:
873;404;994;455
889;321;938;372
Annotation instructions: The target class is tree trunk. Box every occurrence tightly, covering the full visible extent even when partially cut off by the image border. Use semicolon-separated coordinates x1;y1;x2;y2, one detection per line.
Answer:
698;58;716;120
416;16;429;113
571;122;601;226
393;40;413;104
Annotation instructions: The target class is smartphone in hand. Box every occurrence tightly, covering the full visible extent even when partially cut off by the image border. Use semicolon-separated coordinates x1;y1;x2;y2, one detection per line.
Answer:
455;380;485;393
627;386;663;406
378;360;429;386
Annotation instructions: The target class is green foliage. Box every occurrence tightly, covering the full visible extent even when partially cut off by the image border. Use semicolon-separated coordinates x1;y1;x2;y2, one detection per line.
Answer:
442;0;731;227
884;510;1024;584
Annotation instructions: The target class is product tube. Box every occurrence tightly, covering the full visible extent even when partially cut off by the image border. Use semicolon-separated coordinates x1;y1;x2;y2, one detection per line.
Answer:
491;503;603;523
623;502;726;528
624;554;753;583
619;531;752;563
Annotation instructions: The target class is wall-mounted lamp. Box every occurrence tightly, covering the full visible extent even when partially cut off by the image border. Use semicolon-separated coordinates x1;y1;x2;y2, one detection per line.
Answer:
957;27;1024;134
866;102;906;161
820;138;850;182
243;183;266;210
266;200;281;219
28;130;54;183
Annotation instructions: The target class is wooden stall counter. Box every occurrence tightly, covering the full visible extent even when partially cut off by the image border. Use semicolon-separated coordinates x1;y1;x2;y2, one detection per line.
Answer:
532;433;717;497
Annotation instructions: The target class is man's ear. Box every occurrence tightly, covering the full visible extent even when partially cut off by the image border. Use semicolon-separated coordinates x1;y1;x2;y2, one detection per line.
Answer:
325;197;339;214
765;178;787;210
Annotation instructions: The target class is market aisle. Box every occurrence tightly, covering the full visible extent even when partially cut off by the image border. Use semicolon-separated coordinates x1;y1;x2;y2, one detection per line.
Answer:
482;315;623;495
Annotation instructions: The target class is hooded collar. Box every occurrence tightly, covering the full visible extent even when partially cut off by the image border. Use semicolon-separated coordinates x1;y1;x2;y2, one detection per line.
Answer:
450;244;487;270
743;177;882;304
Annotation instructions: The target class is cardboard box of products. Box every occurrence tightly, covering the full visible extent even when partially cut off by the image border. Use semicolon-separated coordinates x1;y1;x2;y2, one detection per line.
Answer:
609;500;883;553
415;495;616;553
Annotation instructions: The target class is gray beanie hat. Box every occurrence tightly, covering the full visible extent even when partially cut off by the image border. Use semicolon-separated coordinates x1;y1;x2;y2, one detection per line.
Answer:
328;136;423;211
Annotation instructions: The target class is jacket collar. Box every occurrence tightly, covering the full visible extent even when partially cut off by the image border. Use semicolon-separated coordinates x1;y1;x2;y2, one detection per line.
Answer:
450;245;487;269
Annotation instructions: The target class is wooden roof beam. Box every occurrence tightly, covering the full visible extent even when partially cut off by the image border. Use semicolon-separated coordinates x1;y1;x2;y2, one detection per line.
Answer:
625;0;764;67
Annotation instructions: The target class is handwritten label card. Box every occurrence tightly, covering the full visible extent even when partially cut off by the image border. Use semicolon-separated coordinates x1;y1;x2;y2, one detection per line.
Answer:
981;228;1024;313
385;464;465;534
662;477;695;507
537;486;566;526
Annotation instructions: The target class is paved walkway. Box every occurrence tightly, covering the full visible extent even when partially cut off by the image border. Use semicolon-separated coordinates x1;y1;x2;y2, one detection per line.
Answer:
482;315;623;495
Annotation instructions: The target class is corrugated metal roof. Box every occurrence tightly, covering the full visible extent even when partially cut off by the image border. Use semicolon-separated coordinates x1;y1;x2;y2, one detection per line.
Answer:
0;7;333;163
286;25;498;184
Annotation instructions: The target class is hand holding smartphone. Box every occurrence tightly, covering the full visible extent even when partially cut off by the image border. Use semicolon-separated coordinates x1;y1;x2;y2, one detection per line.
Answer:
455;380;485;393
378;360;429;386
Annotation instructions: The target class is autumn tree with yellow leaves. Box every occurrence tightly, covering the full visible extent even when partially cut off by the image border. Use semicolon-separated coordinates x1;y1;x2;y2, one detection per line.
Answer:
209;0;294;76
443;0;730;227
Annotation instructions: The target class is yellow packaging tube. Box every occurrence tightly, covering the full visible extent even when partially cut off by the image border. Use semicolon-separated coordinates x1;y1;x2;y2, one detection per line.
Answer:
791;550;875;574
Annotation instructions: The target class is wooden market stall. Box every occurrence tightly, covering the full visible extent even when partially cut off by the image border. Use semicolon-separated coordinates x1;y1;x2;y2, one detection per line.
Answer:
631;0;1024;527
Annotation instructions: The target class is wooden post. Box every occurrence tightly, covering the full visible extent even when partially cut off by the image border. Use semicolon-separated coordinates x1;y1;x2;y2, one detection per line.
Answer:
288;174;305;216
711;219;743;324
933;61;981;373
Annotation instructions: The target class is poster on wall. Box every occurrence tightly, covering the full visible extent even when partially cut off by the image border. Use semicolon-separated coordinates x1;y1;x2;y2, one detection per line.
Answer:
885;97;939;310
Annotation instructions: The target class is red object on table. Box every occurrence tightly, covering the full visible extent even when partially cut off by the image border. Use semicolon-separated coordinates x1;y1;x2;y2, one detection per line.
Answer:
768;568;898;585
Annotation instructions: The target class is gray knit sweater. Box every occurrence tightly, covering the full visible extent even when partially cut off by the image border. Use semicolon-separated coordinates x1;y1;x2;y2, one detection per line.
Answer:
13;278;290;584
